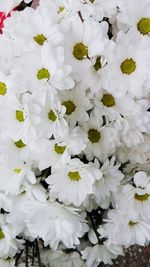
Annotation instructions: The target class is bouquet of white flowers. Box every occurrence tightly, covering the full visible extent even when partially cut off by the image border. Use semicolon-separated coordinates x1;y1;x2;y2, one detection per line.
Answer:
0;0;149;266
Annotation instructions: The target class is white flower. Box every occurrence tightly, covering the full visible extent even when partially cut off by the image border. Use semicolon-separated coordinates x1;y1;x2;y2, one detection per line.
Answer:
117;0;150;37
0;93;41;144
98;209;150;246
31;127;87;170
93;158;124;205
46;158;100;206
0;154;36;195
4;7;63;51
102;30;150;97
82;115;119;161
59;85;90;126
41;250;85;267
82;243;117;267
38;94;69;139
26;201;89;250
0;215;24;258
13;43;74;96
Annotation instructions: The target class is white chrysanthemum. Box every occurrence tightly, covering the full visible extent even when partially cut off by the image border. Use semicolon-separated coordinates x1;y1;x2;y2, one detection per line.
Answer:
102;30;150;97
0;154;36;195
13;43;74;96
94;89;138;121
117;134;150;164
0;93;41;144
82;115;120;161
93;158;124;205
98;209;150;247
82;243;117;267
117;0;150;37
64;16;108;81
41;250;85;267
38;95;69;139
4;7;63;51
0;215;24;258
59;85;90;126
26;201;89;250
46;158;101;206
32;127;87;170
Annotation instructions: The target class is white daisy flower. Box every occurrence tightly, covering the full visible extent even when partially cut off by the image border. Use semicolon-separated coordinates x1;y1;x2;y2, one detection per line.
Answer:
0;214;24;258
102;30;150;97
38;95;69;139
82;115;120;161
98;209;150;246
64;16;107;81
117;0;150;37
26;201;89;250
0;93;41;144
13;43;75;96
46;158;101;206
4;7;63;51
60;85;90;126
32;126;87;170
0;154;36;195
82;243;117;267
93;157;124;205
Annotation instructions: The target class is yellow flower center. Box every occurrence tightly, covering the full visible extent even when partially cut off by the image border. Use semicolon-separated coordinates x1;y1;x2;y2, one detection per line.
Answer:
120;58;136;75
137;18;150;35
134;193;150;201
0;82;7;95
48;110;57;121
88;129;101;143
14;139;26;148
13;168;22;173
16;110;25;122
58;6;65;14
54;144;66;154
37;68;50;80
62;100;76;115
68;171;81;181
0;228;5;239
34;34;47;45
128;221;138;227
101;94;115;107
93;56;102;71
73;43;88;60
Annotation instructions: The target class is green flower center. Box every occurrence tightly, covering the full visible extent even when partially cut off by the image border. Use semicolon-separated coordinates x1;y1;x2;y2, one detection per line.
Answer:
89;0;95;3
93;56;102;71
128;221;138;227
14;139;26;148
101;94;115;107
120;58;136;75
37;68;50;80
73;42;88;60
0;228;5;239
137;18;150;35
48;110;57;121
58;6;65;13
13;168;22;173
0;82;7;95
34;34;47;45
62;100;76;115
68;171;81;181
54;144;66;154
88;129;101;143
134;193;150;201
16;110;25;122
